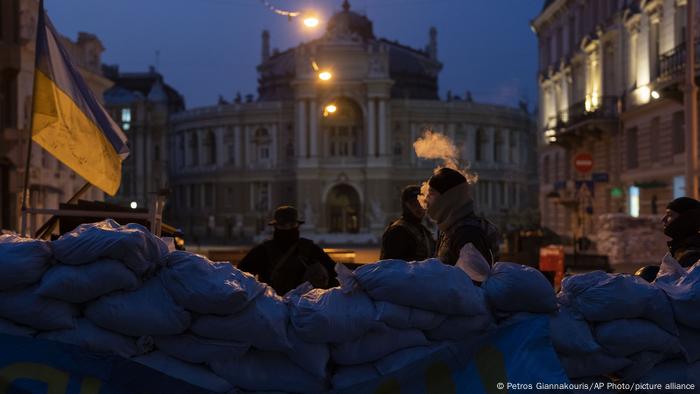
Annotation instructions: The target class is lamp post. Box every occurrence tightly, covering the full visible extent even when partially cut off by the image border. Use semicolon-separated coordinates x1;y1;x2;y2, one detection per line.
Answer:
686;0;699;199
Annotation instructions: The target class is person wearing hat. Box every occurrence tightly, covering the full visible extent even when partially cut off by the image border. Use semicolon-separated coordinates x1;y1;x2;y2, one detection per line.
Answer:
238;205;338;295
380;185;436;261
636;197;700;282
424;167;500;266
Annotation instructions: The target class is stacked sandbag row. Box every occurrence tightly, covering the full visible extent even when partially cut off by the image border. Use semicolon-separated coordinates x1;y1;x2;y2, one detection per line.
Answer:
0;221;234;393
0;228;564;393
312;258;539;390
551;258;700;389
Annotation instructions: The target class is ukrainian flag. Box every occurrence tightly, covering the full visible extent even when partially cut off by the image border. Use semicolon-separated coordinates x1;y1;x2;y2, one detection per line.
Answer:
30;2;129;196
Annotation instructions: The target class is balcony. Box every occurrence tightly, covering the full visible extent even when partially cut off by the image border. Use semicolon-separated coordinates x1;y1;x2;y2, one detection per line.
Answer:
567;96;618;125
657;42;700;89
545;96;618;147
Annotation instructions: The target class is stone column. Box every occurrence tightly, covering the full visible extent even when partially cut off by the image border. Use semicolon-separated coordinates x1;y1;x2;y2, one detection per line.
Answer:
271;123;278;166
244;125;252;167
367;98;376;157
234;125;242;168
297;100;308;158
309;100;318;158
410;123;417;165
378;99;387;156
216;126;225;167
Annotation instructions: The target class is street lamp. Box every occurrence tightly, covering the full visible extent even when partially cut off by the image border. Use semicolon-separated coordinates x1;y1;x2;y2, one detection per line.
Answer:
318;71;332;81
651;90;660;100
130;201;138;209
303;16;320;28
323;103;337;117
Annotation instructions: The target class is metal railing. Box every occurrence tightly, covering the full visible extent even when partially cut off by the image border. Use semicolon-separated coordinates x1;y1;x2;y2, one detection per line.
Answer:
659;42;700;79
567;96;618;125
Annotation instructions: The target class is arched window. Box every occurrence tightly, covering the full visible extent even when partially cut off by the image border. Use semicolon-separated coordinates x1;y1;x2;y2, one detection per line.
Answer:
189;131;199;166
254;128;271;161
203;130;216;165
493;130;503;162
322;98;363;158
393;142;403;156
475;128;486;161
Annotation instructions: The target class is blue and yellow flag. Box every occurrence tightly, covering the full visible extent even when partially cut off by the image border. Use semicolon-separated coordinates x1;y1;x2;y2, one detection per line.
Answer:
30;2;128;196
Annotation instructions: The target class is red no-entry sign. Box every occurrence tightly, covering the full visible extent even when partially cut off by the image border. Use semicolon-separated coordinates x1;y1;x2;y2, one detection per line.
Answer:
574;153;593;174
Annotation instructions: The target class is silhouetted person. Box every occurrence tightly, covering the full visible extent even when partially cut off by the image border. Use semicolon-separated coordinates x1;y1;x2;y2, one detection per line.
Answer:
380;185;435;261
238;206;337;295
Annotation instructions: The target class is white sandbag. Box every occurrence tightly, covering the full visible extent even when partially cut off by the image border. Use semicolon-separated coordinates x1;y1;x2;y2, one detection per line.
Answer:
654;263;700;329
559;351;632;379
618;351;667;383
161;251;264;315
36;259;140;303
425;314;495;341
332;364;380;390
456;243;492;282
594;319;682;357
549;306;601;355
289;287;376;343
134;351;233;393
0;317;36;337
52;220;168;276
191;286;290;351
561;271;677;334
85;277;190;336
210;350;327;393
0;234;51;290
354;258;488;316
331;323;429;365
374;345;446;376
285;325;329;379
374;301;446;331
38;319;139;358
483;262;557;313
678;324;700;363
155;334;249;364
0;285;77;330
637;359;700;390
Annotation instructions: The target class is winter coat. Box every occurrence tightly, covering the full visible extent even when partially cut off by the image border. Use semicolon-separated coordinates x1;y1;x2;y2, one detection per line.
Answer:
238;237;338;295
380;214;436;261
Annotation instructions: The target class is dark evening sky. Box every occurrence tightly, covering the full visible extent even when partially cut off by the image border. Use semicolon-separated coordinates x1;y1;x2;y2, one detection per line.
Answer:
46;0;543;109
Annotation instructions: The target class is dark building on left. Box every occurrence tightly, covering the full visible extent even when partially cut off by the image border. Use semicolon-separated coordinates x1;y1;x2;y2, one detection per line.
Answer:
103;65;185;211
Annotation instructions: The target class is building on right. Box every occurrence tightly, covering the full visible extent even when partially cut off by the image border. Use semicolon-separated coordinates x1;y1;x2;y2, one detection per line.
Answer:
533;0;695;250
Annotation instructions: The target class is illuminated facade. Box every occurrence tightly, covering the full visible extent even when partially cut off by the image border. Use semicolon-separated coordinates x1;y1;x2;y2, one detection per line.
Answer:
168;1;538;244
533;0;694;243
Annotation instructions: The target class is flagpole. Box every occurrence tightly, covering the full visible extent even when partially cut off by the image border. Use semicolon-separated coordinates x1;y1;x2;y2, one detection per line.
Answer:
19;0;44;237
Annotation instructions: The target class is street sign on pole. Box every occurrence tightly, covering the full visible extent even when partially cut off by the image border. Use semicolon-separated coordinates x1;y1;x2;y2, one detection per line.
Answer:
573;153;594;174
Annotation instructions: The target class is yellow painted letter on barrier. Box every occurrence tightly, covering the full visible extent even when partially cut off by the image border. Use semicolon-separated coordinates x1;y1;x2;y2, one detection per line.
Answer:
425;361;456;394
474;345;507;394
374;377;401;394
0;362;70;394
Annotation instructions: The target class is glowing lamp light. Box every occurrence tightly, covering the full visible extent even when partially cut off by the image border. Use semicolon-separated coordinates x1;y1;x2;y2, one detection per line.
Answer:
130;201;138;209
303;16;320;28
651;90;660;100
318;71;332;81
323;103;337;117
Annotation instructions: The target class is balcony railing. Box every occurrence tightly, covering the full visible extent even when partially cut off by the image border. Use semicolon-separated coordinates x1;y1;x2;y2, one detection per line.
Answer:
567;96;618;125
659;42;700;80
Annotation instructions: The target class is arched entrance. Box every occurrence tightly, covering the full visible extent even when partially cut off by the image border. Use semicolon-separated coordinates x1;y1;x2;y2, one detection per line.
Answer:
326;184;361;233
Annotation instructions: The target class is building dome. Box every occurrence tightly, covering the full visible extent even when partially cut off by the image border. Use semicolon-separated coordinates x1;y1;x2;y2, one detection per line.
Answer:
325;0;374;42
